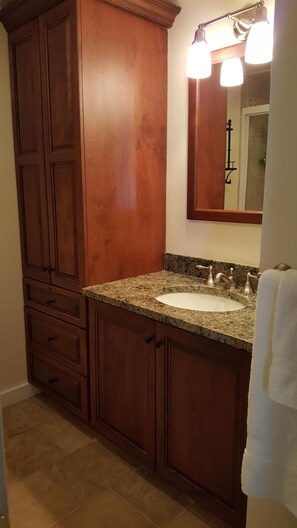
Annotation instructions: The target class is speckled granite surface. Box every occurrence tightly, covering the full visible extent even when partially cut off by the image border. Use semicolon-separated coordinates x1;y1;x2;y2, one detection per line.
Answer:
164;253;259;289
83;270;256;352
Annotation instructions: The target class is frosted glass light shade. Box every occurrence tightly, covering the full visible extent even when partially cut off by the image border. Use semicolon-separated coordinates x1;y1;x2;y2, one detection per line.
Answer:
220;57;243;87
186;28;211;79
245;21;273;64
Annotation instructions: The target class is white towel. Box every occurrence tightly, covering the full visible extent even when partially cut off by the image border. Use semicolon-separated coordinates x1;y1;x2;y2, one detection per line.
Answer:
269;269;297;409
241;269;297;517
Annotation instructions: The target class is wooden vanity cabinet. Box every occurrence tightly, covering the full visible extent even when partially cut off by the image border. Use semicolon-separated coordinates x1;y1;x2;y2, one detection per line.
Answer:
4;0;180;415
7;0;180;291
156;322;251;528
89;300;156;468
89;299;251;527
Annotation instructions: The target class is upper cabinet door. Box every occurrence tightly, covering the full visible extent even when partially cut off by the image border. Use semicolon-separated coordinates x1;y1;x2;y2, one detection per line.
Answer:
39;1;84;292
9;20;51;283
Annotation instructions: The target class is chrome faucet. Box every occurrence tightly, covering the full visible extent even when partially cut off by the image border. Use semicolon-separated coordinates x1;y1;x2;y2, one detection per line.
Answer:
214;267;236;290
196;264;214;287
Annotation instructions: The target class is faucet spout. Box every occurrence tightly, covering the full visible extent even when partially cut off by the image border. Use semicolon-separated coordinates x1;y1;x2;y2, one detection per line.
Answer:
214;267;236;290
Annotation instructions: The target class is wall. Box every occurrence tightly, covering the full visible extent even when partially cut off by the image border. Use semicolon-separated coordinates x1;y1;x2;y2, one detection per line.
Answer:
251;1;297;525
166;0;274;266
260;0;297;271
0;24;37;407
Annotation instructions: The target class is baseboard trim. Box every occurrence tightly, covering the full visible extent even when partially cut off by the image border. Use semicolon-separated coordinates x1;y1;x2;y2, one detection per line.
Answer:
0;383;40;409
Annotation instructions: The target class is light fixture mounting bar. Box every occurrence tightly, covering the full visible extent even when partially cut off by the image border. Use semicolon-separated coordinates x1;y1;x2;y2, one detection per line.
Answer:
198;1;264;29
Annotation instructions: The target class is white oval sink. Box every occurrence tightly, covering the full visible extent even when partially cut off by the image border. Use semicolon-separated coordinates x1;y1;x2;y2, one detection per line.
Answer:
155;292;245;312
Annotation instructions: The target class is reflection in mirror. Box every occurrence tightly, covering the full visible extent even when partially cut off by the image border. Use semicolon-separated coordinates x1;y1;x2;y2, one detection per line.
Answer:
187;43;271;224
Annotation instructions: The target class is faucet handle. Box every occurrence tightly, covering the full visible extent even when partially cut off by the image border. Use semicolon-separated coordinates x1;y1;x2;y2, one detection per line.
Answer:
228;267;236;288
196;264;214;287
242;271;253;295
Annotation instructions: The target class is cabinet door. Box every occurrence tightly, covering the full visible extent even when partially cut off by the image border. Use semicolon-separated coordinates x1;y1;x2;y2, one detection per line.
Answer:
156;322;250;528
39;0;84;292
89;300;156;468
9;20;51;283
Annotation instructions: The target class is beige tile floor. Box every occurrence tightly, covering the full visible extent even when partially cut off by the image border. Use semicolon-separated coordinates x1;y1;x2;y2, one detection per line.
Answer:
2;395;231;528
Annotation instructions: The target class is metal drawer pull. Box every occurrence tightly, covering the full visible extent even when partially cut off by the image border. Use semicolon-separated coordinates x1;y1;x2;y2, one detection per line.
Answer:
47;336;55;342
144;336;154;344
42;267;55;273
46;299;55;305
48;377;58;385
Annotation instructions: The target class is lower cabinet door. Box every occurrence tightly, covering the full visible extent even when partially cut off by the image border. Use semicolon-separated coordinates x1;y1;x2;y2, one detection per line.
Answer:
27;348;88;421
89;300;156;468
155;322;251;528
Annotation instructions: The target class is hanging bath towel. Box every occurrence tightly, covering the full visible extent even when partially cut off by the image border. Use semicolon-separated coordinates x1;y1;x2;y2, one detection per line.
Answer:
241;269;297;517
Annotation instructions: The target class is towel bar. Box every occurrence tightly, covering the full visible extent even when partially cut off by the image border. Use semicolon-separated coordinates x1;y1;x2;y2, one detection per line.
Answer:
273;263;291;271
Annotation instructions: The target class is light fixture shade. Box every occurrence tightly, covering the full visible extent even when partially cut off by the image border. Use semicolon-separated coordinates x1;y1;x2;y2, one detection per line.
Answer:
220;57;244;87
245;6;273;64
186;28;211;79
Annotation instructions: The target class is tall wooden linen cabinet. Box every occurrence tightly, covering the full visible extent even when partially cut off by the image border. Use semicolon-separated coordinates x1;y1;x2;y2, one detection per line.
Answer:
3;0;180;418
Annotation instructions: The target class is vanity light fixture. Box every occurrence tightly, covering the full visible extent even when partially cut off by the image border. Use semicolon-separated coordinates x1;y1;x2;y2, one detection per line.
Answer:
186;27;211;79
186;1;273;81
220;57;243;87
245;4;273;63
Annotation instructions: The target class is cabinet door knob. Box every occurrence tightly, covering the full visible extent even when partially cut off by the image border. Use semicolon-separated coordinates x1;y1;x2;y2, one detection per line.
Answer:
48;377;58;385
47;336;55;342
155;340;163;349
42;267;55;273
144;336;154;344
46;299;55;305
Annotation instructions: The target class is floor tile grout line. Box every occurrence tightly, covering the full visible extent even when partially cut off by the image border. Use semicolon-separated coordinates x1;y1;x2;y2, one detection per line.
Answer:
110;487;161;527
4;397;230;528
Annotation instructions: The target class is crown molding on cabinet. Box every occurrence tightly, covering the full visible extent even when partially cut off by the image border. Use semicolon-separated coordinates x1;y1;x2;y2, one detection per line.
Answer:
102;0;181;28
0;0;61;31
0;0;181;32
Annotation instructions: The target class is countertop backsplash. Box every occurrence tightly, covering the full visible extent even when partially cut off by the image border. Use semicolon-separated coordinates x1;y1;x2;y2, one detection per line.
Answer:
164;253;259;290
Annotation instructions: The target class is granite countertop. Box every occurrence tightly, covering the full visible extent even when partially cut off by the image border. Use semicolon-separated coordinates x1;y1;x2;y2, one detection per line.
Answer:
83;271;256;352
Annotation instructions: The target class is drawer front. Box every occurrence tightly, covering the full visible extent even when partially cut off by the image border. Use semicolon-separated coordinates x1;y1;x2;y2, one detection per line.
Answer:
25;308;87;375
24;278;86;328
28;349;88;420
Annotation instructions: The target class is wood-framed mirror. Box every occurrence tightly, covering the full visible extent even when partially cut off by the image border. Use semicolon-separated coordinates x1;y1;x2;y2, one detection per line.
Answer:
187;42;271;224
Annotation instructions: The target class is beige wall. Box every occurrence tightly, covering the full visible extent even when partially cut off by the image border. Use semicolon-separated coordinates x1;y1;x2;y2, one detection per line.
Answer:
0;24;35;407
249;1;297;524
260;0;297;271
166;0;274;266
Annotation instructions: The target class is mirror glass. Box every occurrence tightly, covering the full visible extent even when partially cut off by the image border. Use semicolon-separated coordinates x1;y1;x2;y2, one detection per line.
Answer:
187;43;271;224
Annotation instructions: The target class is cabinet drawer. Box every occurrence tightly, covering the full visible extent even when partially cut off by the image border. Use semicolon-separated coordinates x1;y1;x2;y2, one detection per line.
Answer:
27;349;88;421
24;279;86;328
25;308;87;375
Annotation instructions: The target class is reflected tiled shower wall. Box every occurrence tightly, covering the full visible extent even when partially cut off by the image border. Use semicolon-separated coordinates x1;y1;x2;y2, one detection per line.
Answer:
245;113;268;211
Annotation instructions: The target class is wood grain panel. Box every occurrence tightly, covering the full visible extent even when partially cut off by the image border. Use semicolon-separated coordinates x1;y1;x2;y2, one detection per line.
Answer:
89;300;156;467
102;0;181;28
195;63;227;210
17;166;50;279
28;348;88;420
156;322;250;528
23;278;86;327
12;35;38;154
41;11;74;151
0;0;62;32
0;0;180;32
79;0;166;285
49;162;80;287
25;307;87;374
9;20;51;283
39;0;85;291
